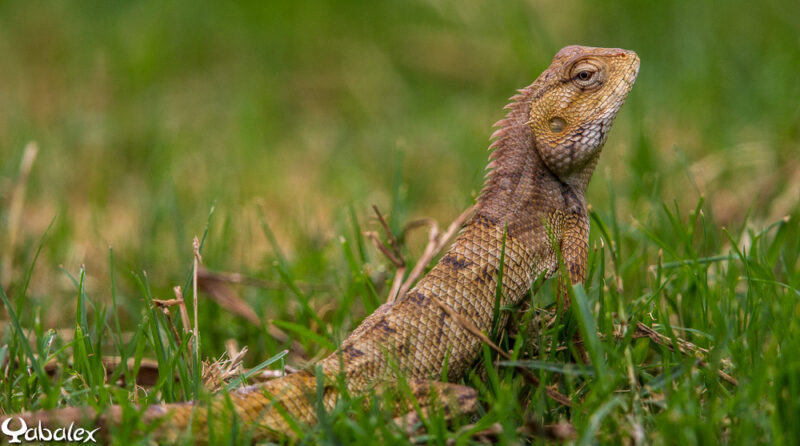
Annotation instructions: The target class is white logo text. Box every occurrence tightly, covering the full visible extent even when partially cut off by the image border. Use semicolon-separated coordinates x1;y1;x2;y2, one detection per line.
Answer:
1;417;99;443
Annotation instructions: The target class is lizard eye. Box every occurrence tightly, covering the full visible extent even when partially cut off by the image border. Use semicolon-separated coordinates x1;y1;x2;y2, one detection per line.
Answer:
570;59;604;88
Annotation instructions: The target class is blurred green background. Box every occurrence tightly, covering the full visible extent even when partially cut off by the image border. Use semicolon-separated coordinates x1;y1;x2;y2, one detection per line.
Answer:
1;0;798;340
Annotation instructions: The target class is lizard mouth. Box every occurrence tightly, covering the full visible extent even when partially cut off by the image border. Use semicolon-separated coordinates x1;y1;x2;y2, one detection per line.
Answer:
623;50;641;86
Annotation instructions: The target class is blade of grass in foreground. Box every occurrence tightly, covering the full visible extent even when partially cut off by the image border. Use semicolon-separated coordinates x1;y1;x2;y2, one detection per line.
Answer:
499;359;596;377
271;319;336;352
226;350;289;390
0;283;51;396
340;235;381;311
571;284;609;383
1;219;55;398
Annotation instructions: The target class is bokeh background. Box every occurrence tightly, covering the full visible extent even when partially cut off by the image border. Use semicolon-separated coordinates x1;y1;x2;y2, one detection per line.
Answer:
1;0;798;347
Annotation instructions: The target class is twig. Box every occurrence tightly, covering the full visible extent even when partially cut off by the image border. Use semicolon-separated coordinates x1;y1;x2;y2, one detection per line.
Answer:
366;231;405;268
366;227;407;302
367;206;408;302
369;206;473;302
396;206;473;300
372;205;405;266
152;298;187;345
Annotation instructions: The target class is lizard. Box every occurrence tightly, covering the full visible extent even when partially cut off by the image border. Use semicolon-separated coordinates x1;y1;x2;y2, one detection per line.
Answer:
2;45;639;442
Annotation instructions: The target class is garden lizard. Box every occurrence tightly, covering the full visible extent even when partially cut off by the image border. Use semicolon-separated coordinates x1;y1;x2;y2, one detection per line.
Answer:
3;45;639;442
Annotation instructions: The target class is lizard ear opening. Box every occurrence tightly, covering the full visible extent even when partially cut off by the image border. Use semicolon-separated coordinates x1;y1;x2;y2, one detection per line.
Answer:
548;117;567;133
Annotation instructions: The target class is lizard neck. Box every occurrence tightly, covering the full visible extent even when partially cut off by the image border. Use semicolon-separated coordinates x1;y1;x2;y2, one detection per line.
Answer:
474;87;588;242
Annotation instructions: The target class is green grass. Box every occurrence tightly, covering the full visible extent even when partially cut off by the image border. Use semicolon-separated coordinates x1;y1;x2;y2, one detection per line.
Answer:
1;0;799;444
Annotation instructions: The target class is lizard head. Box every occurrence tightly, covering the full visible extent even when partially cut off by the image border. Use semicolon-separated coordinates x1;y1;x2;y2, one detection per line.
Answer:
528;45;639;189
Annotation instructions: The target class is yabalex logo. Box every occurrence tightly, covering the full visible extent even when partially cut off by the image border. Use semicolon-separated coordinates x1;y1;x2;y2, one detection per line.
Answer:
1;417;99;443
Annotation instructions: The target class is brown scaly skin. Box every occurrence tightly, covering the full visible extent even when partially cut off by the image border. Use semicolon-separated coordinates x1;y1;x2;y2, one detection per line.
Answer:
3;45;639;442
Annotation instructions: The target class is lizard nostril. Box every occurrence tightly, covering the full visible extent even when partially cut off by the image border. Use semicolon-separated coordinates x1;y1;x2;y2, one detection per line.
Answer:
549;117;566;133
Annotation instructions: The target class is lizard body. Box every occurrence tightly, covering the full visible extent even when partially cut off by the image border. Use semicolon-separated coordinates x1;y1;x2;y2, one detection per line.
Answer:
3;45;639;442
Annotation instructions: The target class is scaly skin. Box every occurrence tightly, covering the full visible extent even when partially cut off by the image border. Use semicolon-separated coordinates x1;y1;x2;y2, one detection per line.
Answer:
3;45;639;442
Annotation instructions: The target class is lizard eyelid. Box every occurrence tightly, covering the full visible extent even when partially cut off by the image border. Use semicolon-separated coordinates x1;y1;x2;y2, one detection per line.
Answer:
569;59;605;88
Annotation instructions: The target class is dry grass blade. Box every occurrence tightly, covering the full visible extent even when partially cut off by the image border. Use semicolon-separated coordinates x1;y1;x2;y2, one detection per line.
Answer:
171;286;192;329
634;322;738;386
197;268;321;292
202;346;249;392
197;275;261;326
433;299;571;407
196;269;309;361
2;141;38;284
